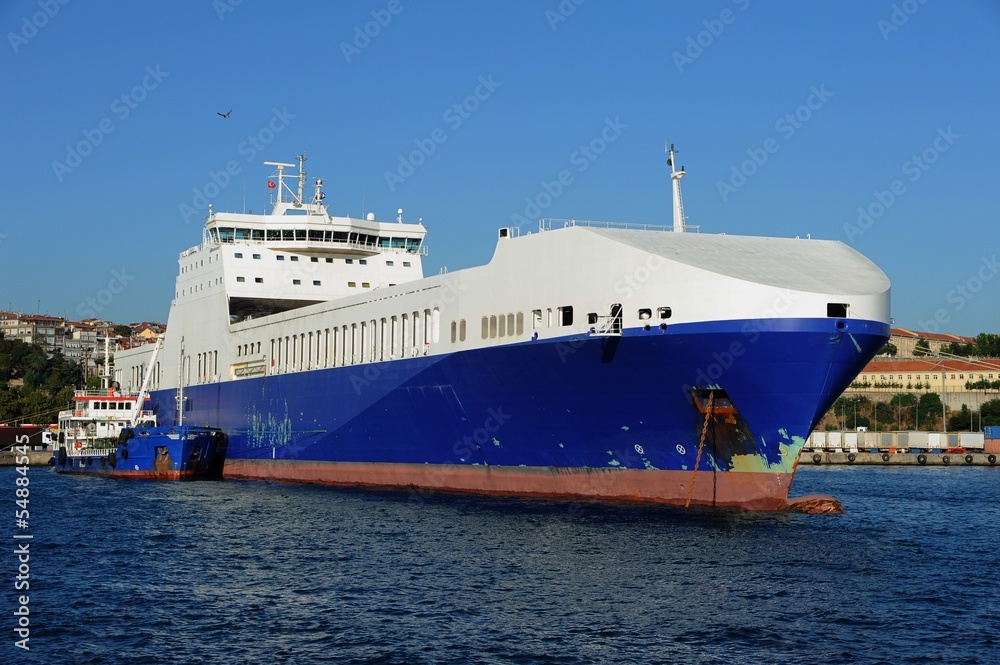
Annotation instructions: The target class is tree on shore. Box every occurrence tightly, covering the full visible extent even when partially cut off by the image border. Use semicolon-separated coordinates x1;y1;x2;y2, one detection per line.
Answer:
0;339;83;425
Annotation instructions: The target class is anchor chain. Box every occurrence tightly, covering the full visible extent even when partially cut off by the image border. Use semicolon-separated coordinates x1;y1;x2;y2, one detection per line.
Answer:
684;391;714;509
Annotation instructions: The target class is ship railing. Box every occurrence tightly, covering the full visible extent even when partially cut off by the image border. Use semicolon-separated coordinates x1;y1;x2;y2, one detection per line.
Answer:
68;446;117;457
72;389;142;398
589;315;623;337
539;218;698;233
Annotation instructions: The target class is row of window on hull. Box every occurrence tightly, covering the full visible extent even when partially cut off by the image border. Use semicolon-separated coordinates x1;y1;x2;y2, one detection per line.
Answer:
263;310;442;374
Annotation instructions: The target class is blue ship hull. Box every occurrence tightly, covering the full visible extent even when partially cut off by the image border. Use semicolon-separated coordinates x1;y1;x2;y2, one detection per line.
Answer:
53;425;228;480
143;317;887;508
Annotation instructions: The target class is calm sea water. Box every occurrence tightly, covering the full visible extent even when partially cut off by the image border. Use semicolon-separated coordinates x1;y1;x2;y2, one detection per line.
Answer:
2;465;997;664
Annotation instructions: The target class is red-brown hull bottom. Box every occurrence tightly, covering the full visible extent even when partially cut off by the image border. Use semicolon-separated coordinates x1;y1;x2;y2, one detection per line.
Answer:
55;469;215;480
223;459;799;511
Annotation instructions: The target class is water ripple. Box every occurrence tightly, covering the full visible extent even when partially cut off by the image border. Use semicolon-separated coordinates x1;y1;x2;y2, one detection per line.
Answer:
2;467;997;664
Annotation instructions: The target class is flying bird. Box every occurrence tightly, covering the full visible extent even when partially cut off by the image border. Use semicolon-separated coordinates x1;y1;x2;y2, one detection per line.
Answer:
217;110;232;119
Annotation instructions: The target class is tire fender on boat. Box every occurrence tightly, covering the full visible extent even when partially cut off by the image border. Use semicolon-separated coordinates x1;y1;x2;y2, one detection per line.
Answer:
917;454;927;465
847;453;856;463
57;447;67;466
942;455;951;465
989;454;997;465
964;454;974;464
812;454;822;464
881;453;890;462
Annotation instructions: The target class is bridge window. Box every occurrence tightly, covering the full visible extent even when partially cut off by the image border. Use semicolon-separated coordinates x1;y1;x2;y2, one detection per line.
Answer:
235;252;243;258
236;276;245;283
292;279;301;285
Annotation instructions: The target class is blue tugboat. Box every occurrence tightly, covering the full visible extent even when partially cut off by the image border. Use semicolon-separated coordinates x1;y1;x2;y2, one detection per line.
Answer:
53;340;228;479
53;424;227;479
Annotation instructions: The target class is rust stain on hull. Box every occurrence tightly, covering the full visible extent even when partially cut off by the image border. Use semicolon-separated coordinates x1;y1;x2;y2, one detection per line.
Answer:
223;459;808;511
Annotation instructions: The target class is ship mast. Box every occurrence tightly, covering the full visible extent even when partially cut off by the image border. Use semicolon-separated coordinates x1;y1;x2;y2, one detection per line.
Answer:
666;141;687;233
264;160;295;207
296;153;306;206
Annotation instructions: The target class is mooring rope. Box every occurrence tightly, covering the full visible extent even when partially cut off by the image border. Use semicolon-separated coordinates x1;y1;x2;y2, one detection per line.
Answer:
685;391;714;509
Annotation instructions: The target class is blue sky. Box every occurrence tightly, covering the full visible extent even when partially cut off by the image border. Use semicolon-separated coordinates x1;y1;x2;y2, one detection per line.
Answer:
1;0;998;336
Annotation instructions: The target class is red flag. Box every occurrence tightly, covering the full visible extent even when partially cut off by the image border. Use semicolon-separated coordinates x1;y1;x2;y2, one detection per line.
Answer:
267;181;276;189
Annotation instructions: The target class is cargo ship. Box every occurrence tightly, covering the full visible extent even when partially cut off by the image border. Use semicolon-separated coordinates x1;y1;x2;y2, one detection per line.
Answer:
113;146;891;509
